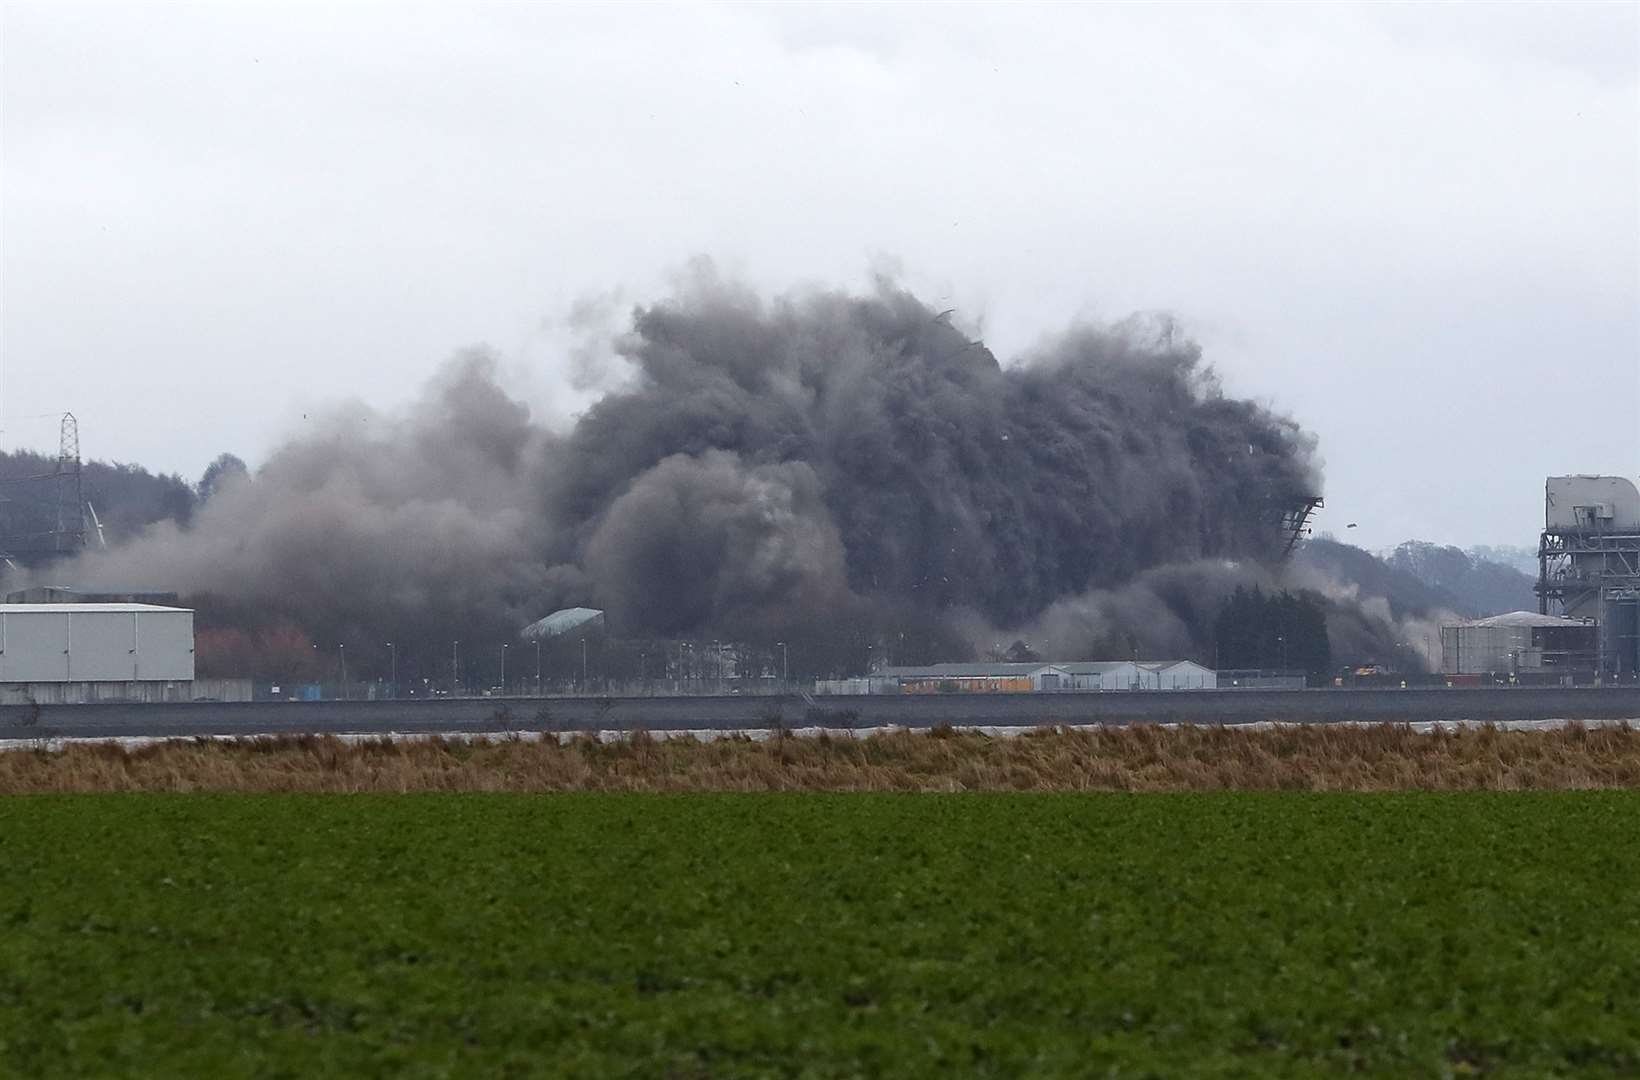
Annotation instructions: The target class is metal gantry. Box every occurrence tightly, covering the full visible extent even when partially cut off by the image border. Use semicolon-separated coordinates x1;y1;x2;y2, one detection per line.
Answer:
1537;487;1640;678
1275;495;1324;557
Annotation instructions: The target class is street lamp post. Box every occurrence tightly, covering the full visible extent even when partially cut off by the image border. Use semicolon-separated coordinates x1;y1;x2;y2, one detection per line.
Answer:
386;642;396;699
776;640;788;691
338;644;347;700
452;639;460;696
535;639;542;696
500;643;508;695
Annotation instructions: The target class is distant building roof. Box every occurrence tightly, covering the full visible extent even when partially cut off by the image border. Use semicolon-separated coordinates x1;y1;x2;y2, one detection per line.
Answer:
1063;660;1209;673
521;607;605;640
880;660;1207;678
5;586;181;606
878;663;1064;679
0;603;191;614
1455;611;1591;629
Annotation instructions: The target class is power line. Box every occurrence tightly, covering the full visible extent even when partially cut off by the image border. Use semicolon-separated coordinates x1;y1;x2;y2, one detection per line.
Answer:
0;412;89;559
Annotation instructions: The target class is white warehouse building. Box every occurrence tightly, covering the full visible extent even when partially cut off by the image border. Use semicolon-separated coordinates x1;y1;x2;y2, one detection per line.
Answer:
830;660;1219;695
0;603;197;705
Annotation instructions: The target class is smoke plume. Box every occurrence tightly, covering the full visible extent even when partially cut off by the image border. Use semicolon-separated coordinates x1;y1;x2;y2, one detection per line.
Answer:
60;352;556;651
548;272;1318;625
43;270;1420;676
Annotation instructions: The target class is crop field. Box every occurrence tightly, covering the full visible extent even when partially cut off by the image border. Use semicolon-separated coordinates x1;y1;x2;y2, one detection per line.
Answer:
1;793;1637;1077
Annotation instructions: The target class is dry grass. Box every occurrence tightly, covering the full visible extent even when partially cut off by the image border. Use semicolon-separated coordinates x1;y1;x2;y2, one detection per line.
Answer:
2;724;1639;793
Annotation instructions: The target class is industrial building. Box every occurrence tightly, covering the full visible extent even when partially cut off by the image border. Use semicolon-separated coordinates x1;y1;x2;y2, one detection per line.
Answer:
818;660;1217;695
1066;661;1219;691
1536;475;1640;678
1440;611;1596;676
884;662;1068;694
0;602;202;704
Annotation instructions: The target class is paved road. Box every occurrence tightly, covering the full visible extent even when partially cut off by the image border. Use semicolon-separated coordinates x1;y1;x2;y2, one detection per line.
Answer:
1;687;1637;740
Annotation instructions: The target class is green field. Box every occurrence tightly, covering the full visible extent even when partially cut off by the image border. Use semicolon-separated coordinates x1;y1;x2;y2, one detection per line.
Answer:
1;794;1637;1077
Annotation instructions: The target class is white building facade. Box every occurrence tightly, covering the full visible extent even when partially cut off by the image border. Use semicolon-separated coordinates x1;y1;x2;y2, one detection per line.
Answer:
0;603;197;704
827;659;1220;694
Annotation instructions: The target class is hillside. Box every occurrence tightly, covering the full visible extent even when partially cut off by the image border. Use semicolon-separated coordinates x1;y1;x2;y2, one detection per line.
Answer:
0;449;200;565
1297;538;1538;620
1386;540;1538;617
1294;538;1461;618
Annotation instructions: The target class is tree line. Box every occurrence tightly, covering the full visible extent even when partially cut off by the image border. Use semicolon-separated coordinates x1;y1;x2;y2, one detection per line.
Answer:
1211;586;1332;677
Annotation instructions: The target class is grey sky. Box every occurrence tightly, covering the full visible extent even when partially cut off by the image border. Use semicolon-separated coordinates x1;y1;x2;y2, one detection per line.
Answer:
3;1;1636;552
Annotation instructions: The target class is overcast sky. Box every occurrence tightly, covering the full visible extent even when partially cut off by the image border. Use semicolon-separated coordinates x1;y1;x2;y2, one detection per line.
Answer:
3;2;1636;552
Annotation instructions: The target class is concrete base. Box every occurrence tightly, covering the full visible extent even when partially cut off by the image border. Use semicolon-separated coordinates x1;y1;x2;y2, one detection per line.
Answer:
0;678;252;706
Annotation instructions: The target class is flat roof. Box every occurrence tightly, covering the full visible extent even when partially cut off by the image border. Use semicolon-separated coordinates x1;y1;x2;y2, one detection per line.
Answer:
882;660;1207;678
0;603;192;614
1059;660;1207;673
1454;611;1590;629
879;663;1060;678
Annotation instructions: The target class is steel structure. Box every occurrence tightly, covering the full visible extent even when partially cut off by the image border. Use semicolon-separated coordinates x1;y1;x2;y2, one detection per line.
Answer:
0;412;88;562
53;413;86;552
1537;476;1640;678
1275;495;1324;557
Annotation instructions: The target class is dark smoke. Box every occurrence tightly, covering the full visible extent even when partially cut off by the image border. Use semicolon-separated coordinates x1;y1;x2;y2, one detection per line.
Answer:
44;271;1421;676
549;272;1318;628
582;451;849;635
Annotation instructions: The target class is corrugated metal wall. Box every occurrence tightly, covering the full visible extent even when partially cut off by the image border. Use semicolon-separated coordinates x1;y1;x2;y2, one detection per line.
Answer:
0;608;194;683
1441;625;1534;674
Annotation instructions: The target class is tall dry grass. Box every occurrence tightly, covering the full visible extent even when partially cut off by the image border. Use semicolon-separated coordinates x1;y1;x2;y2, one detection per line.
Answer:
1;724;1638;793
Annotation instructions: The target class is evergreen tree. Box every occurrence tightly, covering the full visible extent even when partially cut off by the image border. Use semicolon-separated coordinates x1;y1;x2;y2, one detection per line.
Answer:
1212;587;1332;679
